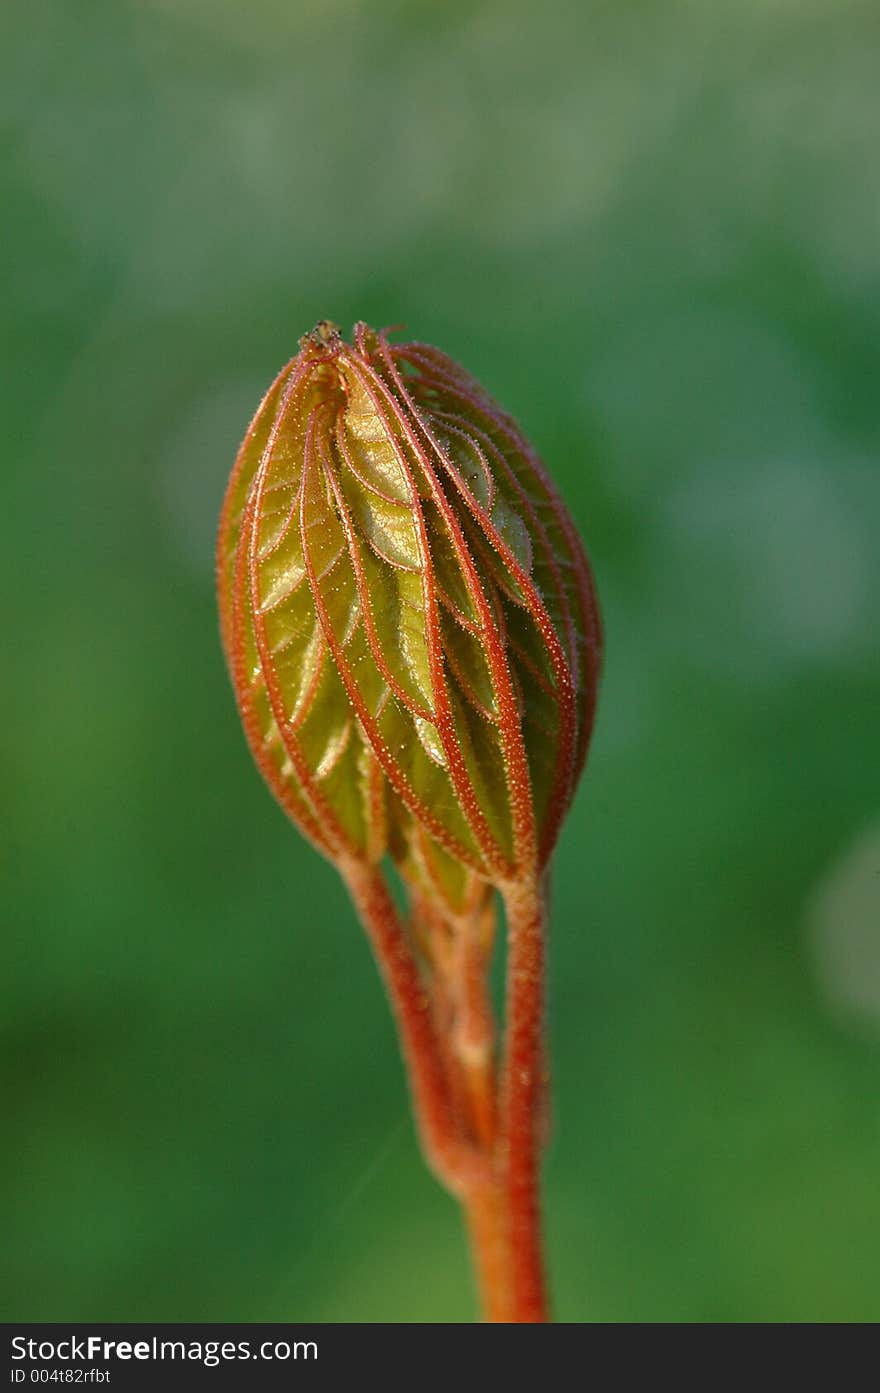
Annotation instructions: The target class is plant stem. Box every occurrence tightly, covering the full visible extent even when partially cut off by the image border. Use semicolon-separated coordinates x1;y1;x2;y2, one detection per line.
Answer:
341;860;487;1193
499;878;549;1322
342;860;549;1323
463;1179;513;1321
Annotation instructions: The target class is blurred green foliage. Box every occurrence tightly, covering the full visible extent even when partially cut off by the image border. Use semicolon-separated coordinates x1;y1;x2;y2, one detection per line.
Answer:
2;0;879;1321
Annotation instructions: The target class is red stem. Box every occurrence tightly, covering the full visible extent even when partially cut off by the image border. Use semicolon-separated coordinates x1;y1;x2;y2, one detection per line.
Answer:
342;859;549;1322
340;860;488;1195
499;879;549;1322
463;1181;513;1321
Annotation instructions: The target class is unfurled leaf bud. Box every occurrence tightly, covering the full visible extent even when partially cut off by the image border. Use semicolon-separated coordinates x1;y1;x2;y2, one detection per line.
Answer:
218;322;601;906
218;322;603;1321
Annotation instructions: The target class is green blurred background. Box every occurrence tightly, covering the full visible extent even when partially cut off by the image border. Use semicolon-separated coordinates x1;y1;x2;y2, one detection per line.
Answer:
3;0;879;1322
